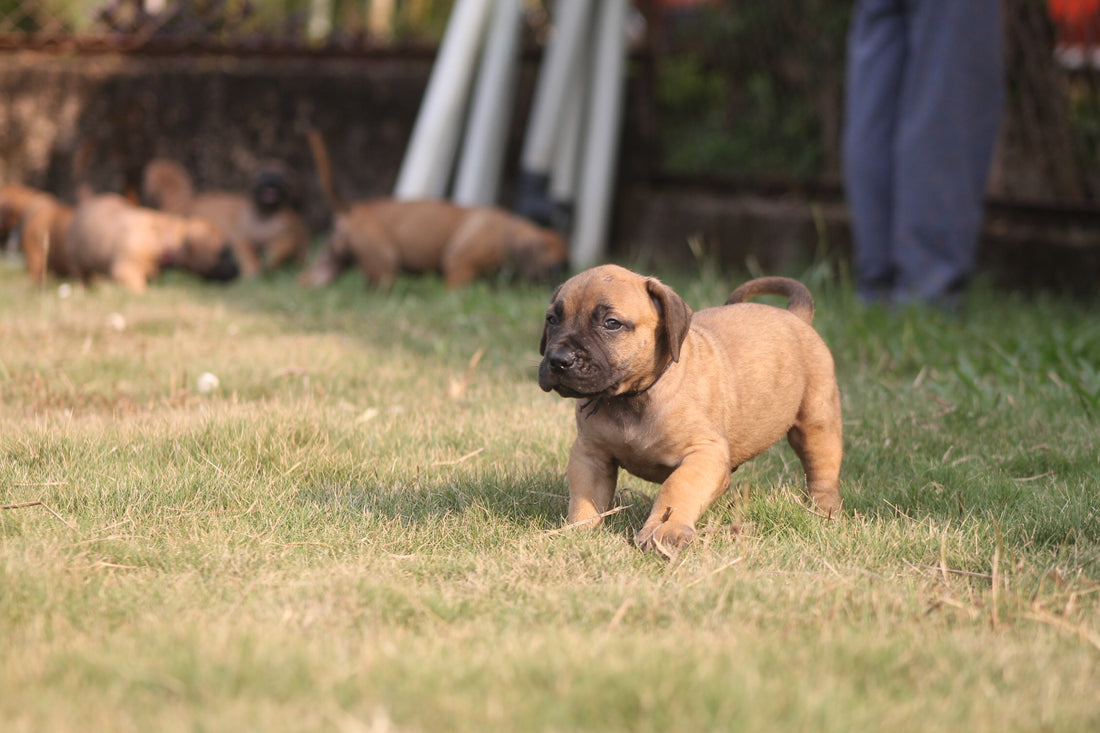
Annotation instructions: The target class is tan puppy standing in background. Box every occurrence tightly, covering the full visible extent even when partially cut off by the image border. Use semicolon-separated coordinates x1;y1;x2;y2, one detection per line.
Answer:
66;193;239;292
1;183;54;247
0;183;75;283
142;158;310;276
538;264;843;556
299;129;568;289
19;194;75;284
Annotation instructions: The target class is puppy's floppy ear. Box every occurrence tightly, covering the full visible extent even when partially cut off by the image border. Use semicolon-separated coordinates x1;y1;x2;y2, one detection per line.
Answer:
539;285;563;356
646;278;693;363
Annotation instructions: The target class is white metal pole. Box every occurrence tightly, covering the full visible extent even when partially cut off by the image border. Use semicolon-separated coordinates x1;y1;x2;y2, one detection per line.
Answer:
307;0;333;42
515;0;591;223
452;0;524;207
393;0;495;200
519;0;590;172
571;0;629;268
548;25;590;231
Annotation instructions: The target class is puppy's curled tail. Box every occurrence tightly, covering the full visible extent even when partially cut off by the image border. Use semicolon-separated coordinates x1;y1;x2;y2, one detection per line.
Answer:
726;276;814;325
306;127;347;214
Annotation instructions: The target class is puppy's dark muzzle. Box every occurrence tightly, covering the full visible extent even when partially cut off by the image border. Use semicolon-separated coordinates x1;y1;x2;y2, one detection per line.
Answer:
545;347;576;373
539;346;581;393
204;245;241;282
253;181;286;214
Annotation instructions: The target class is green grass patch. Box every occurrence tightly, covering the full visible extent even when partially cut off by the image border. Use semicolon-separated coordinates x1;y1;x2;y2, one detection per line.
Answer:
1;259;1099;732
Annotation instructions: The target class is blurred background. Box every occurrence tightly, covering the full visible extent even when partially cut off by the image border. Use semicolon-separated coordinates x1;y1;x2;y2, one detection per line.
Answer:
2;0;1099;290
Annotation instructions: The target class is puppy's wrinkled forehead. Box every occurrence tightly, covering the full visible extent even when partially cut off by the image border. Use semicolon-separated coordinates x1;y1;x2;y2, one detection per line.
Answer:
553;265;653;316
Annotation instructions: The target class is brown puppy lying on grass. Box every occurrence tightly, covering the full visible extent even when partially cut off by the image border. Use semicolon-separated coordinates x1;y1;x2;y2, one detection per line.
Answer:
142;158;310;276
299;130;568;289
66;194;239;293
538;265;843;556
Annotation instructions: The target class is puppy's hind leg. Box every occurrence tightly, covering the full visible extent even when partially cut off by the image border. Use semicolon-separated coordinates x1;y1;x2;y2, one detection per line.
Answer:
111;260;151;293
357;246;399;289
347;222;399;289
787;402;843;517
440;219;495;288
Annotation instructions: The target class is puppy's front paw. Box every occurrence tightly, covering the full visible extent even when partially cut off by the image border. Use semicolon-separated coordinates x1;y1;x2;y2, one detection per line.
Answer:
808;487;842;518
634;519;696;557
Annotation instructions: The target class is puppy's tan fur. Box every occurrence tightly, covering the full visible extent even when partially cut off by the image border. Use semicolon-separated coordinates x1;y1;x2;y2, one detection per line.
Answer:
142;158;309;276
1;183;54;245
299;130;568;289
19;194;75;284
140;159;195;214
66;193;238;292
538;265;843;554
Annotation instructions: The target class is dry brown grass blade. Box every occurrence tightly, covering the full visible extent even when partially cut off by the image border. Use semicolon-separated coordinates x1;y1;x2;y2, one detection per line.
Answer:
1;500;80;532
448;348;485;401
86;561;141;571
904;560;994;581
430;447;485;467
605;597;634;632
543;504;632;535
682;557;745;589
928;594;982;620
1013;472;1055;482
782;486;835;519
1;501;45;510
1020;611;1100;653
649;534;675;561
991;518;1004;631
526;490;567;500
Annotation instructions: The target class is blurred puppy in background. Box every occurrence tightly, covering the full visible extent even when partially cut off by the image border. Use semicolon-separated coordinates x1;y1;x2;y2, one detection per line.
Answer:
19;194;76;285
142;157;309;276
66;193;239;292
299;129;568;289
1;183;54;250
1;183;77;285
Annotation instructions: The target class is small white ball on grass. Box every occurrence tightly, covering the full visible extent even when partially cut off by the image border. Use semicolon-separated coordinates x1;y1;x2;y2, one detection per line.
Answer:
197;372;220;394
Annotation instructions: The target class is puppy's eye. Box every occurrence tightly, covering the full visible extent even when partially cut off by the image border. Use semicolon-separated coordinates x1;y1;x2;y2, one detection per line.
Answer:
546;313;559;326
604;318;623;331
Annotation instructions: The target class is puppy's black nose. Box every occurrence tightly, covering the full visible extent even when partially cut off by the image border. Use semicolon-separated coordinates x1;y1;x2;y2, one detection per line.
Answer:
546;349;576;372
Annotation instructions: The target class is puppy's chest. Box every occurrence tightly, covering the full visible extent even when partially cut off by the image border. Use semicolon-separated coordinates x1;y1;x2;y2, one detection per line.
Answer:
242;210;283;240
585;404;680;483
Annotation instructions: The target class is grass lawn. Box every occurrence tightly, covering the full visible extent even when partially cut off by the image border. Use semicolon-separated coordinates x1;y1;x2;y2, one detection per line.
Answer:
1;256;1098;732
